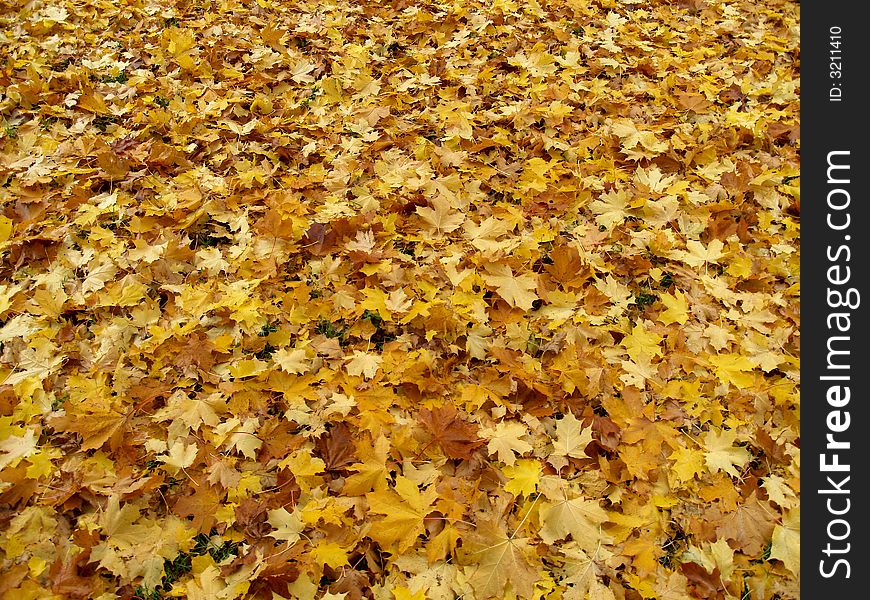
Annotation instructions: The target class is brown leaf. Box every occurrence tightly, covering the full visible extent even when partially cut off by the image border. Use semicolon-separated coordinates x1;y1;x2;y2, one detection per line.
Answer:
0;464;38;507
544;244;590;289
258;418;305;464
96;148;129;181
592;415;622;453
715;494;775;556
680;562;725;600
315;422;358;471
302;222;338;256
676;91;712;112
49;551;95;599
49;410;127;452
0;564;28;597
235;498;271;541
255;209;296;240
174;332;218;370
417;405;483;460
237;540;303;597
329;569;373;600
172;478;224;533
752;428;789;465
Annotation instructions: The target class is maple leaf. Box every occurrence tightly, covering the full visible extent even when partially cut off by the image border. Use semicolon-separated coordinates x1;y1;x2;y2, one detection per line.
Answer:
502;459;541;497
482;264;539;310
315;422;358;471
311;541;349;570
215;417;263;459
621;322;664;363
366;476;438;553
153;390;225;431
634;165;676;194
460;519;541;599
667;447;705;486
272;346;311;374
157;440;198;472
417;405;483;460
0;0;801;595
343;434;391;495
172;479;224;533
769;508;799;576
173;333;218;371
392;586;426;600
416;196;465;236
3;338;65;385
0;427;39;470
539;477;611;551
714;493;776;556
345;351;383;379
91;495;183;588
51;409;127;452
702;428;751;478
761;475;799;509
463;216;514;254
517;157;555;192
708;353;757;389
595;275;633;313
652;570;693;600
544;244;590;288
384;288;413;314
669;239;726;268
548;412;594;471
479;421;533;466
610;120;668;154
427;523;461;564
277;451;326;493
656;289;689;326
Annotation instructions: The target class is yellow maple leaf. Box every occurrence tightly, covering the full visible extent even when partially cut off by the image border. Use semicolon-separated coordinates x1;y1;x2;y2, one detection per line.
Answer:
548;412;593;471
272;347;311;374
770;508;799;576
483;264;539;310
214;417;263;459
670;239;726;268
152;391;225;431
503;458;542;497
0;427;39;470
158;440;198;472
702;428;751;478
228;358;268;379
622;322;664;362
310;541;349;570
480;421;533;466
278;451;326;492
540;494;610;551
610;120;668;153
460;519;541;599
24;447;61;480
590;189;633;229
657;289;689;325
366;476;438;552
345;351;383;379
426;524;461;564
0;216;13;243
416;196;465;235
708;353;756;389
392;586;426;600
518;157;554;192
667;447;705;486
4;338;65;386
343;435;391;495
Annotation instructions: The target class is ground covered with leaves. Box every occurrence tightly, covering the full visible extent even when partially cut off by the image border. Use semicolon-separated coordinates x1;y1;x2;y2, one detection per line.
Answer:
0;0;799;598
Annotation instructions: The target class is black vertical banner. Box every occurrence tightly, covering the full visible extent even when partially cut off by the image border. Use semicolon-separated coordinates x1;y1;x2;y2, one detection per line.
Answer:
803;2;867;596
